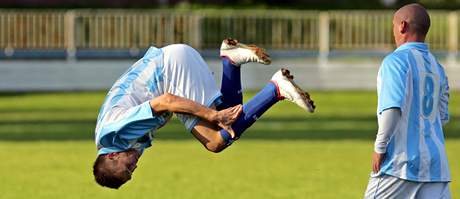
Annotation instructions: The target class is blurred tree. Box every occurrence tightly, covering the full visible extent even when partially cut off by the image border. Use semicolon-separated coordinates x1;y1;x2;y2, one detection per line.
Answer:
419;0;460;9
0;0;456;9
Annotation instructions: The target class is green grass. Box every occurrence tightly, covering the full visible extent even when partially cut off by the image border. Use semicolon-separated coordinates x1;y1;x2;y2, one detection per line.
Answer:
0;91;458;199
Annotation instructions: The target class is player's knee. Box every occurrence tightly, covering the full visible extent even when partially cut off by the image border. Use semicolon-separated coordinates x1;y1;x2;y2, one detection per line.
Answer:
205;141;226;153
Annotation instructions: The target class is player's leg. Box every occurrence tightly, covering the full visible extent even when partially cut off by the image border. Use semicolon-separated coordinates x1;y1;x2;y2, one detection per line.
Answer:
161;44;225;130
160;44;313;150
218;56;243;110
191;120;228;152
191;81;280;152
218;68;315;144
217;38;271;110
193;68;315;151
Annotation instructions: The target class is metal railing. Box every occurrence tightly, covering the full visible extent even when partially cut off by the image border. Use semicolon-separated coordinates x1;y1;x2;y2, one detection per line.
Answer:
0;9;458;59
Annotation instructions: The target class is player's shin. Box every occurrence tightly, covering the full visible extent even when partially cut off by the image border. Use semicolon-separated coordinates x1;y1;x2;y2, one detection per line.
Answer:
218;58;243;110
219;82;280;145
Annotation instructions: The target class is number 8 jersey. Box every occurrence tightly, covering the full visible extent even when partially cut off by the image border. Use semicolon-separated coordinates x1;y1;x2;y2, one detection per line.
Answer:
376;42;450;182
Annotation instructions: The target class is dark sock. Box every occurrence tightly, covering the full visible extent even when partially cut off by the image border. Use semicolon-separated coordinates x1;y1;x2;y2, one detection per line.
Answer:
217;58;243;110
219;82;280;145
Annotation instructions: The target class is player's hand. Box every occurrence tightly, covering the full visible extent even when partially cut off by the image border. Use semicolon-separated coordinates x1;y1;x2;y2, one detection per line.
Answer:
216;104;243;138
372;152;385;173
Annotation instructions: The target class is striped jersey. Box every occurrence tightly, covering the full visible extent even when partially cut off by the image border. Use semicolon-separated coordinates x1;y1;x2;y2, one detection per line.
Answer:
377;42;450;182
95;44;221;155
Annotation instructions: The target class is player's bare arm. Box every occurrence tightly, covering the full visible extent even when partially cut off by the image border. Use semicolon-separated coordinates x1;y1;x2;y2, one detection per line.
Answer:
149;93;242;137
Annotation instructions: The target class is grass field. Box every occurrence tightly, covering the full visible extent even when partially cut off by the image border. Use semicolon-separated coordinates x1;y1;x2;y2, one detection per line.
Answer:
0;91;458;199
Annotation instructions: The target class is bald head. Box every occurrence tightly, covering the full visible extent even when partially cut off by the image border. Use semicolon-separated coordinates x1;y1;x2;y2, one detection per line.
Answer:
394;3;430;36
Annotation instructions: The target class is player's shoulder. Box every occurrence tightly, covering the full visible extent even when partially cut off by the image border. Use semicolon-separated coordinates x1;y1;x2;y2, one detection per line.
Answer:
380;51;410;74
383;49;411;64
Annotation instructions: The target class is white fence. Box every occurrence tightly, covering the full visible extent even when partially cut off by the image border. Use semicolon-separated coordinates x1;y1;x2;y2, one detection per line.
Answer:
0;10;67;49
2;10;460;91
0;9;458;58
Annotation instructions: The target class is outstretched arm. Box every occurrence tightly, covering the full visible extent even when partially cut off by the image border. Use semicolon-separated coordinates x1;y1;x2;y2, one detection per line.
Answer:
149;93;242;137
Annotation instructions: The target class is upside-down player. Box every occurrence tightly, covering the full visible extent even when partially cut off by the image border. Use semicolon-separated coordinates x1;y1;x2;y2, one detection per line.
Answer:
93;38;315;189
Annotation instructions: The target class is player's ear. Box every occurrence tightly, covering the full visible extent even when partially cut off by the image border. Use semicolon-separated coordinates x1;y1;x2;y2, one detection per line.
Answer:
399;20;409;34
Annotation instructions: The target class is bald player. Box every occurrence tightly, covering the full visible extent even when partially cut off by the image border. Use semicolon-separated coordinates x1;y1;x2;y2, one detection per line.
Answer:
363;3;451;199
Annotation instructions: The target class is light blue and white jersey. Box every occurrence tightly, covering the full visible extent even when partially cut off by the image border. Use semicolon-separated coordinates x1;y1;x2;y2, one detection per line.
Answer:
377;42;450;182
95;44;222;155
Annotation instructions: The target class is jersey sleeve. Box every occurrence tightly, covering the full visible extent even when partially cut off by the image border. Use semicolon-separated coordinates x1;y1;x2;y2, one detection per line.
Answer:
377;55;408;114
97;101;171;155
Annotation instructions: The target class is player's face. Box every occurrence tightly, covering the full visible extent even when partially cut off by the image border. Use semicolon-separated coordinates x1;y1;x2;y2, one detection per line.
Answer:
109;149;140;179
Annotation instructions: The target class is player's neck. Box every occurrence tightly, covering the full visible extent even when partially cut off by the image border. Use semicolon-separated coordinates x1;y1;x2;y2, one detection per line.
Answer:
397;35;425;47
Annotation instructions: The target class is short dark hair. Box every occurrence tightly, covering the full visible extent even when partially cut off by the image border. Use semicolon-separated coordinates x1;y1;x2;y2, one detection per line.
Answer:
411;21;430;36
397;3;431;36
93;154;130;189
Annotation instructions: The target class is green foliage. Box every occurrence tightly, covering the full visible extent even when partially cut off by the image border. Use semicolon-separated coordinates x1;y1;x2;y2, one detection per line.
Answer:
0;91;458;198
